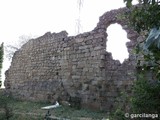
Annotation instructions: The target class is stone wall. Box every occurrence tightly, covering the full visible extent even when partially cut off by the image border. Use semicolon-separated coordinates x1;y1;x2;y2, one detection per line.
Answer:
4;7;140;111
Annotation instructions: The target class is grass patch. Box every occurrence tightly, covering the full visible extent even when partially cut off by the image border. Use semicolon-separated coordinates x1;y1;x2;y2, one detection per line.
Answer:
0;92;109;120
52;106;108;120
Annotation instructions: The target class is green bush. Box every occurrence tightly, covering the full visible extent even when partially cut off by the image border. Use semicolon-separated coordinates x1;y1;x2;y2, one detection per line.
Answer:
0;93;13;120
110;91;131;120
110;75;160;119
131;73;160;114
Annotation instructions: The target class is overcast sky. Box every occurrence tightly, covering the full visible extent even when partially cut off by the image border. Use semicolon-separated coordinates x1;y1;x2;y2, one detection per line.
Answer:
0;0;137;43
0;0;138;87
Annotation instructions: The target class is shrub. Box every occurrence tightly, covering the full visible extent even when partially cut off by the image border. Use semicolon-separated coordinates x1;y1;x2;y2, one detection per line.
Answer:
131;72;160;114
0;93;13;120
110;91;131;120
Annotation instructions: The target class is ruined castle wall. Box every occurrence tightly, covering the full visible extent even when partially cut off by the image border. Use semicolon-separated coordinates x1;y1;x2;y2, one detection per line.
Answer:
5;7;140;111
94;8;139;110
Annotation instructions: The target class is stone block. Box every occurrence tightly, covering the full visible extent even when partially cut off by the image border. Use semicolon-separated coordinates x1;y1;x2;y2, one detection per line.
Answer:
76;38;84;43
100;55;105;60
94;46;102;50
79;46;88;50
72;75;80;79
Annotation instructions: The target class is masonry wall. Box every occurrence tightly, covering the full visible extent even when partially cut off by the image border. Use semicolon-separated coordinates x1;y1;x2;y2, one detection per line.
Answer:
4;7;140;111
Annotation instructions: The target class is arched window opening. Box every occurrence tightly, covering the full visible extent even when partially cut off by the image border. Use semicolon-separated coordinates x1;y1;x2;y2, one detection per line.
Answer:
106;23;130;63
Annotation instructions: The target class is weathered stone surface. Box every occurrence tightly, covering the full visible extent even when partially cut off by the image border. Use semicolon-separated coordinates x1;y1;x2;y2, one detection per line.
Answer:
4;7;139;111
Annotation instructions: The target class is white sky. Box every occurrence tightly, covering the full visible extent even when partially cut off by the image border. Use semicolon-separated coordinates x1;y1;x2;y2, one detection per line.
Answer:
0;0;138;87
0;0;138;43
107;23;130;63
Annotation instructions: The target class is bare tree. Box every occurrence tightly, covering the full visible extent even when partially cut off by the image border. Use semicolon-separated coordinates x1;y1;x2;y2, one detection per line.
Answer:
5;35;34;60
